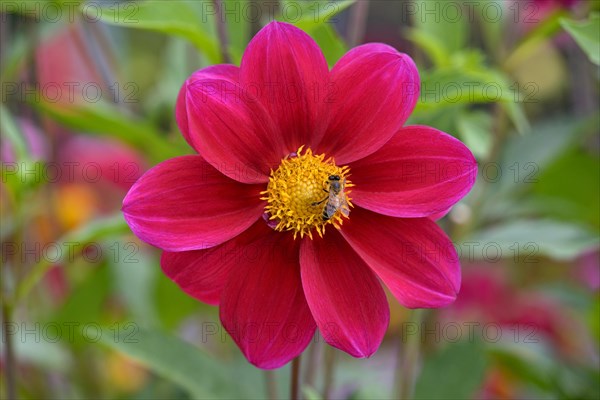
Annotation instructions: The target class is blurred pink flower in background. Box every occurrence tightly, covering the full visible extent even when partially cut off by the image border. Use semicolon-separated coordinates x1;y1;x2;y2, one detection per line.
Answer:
0;118;49;163
533;0;580;11
3;21;147;307
441;266;594;359
441;265;597;399
575;250;600;291
58;136;145;191
36;22;107;106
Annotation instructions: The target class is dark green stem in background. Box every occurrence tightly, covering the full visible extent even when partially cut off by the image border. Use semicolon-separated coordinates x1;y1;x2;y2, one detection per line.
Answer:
264;370;278;400
303;336;321;390
395;309;425;400
290;355;301;400
212;0;232;63
347;1;370;47
2;303;17;400
322;345;336;400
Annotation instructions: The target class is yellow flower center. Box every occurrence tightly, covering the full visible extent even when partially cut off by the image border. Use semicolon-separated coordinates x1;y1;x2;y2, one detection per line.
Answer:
261;146;353;239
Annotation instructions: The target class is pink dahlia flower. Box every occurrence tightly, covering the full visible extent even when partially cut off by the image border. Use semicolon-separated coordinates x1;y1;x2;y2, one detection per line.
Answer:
123;21;477;369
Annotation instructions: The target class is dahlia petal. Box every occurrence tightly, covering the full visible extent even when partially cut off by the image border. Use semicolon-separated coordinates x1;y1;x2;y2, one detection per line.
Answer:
317;44;420;163
220;229;316;369
300;230;389;358
349;126;477;217
176;64;239;152
122;156;264;251
160;220;271;305
240;21;329;150
185;77;285;183
340;208;461;308
429;207;452;221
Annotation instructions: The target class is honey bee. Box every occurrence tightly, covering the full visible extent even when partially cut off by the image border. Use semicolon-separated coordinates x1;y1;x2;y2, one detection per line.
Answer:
312;175;350;221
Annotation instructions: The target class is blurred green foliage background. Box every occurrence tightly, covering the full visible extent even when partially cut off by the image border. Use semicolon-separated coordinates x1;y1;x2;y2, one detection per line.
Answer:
1;1;599;399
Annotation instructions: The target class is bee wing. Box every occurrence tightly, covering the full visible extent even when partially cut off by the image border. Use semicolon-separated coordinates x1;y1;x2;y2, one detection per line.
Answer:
339;196;350;217
324;192;338;218
340;203;350;217
324;203;337;219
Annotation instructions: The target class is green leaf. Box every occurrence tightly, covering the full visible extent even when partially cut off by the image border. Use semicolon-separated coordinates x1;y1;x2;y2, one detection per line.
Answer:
154;273;204;329
457;111;493;159
15;214;131;302
51;264;112;343
414;68;515;113
504;9;568;71
414;341;488;399
146;37;202;117
493;116;591;196
108;241;159;326
1;336;72;373
279;1;351;66
407;104;467;136
84;0;221;63
409;0;467;66
501;117;576;168
413;67;530;134
464;220;599;261
306;23;348;66
280;0;355;31
99;327;247;398
503;97;530;135
0;104;31;163
34;101;187;163
590;296;600;344
411;42;530;133
476;116;589;217
62;213;132;244
224;0;250;63
477;0;504;61
405;28;449;67
302;386;323;400
0;33;28;83
533;146;600;228
560;13;600;65
488;342;558;393
490;341;600;398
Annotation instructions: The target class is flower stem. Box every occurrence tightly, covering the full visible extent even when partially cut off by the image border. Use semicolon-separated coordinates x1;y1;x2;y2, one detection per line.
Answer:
2;302;17;399
347;0;369;47
395;308;426;400
290;355;301;400
212;0;232;64
322;345;336;400
79;20;117;103
264;370;278;399
303;334;321;390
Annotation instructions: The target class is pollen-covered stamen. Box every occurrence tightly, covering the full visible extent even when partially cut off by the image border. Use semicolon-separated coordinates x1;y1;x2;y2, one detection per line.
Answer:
260;146;353;239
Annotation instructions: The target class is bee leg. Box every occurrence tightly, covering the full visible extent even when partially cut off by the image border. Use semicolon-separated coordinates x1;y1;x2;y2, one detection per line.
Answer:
311;197;328;206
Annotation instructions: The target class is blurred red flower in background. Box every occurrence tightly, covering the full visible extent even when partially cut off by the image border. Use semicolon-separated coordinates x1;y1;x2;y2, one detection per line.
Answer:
533;0;579;10
441;266;596;399
443;267;590;356
2;21;146;306
123;21;477;369
0;118;49;163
